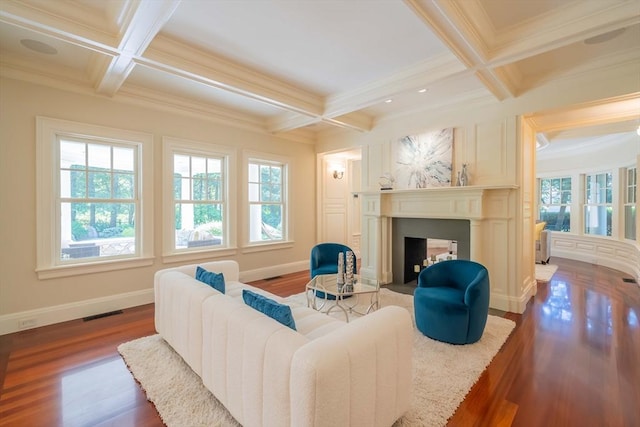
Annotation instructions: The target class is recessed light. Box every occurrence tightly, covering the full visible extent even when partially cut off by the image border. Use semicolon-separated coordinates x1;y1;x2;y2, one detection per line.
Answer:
20;39;58;55
418;88;427;93
384;99;392;103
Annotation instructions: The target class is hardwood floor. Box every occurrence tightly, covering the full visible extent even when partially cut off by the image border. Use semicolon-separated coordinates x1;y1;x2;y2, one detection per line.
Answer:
1;258;638;426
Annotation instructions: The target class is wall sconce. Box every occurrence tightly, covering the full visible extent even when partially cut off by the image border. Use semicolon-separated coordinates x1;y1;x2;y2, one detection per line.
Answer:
333;169;344;179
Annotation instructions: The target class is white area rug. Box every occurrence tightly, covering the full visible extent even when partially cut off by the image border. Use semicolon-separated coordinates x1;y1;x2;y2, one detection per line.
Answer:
118;289;515;427
535;263;558;282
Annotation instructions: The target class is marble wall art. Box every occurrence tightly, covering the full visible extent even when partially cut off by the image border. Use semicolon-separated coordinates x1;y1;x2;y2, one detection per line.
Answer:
393;128;453;189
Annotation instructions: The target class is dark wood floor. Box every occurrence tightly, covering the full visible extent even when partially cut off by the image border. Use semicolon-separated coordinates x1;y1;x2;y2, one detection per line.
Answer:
1;257;638;426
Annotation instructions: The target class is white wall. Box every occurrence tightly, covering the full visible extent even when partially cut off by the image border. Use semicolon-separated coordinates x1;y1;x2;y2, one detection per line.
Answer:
0;77;317;333
315;67;639;312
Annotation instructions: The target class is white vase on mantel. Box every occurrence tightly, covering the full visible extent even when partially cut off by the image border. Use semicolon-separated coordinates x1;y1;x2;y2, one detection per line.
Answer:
459;164;469;186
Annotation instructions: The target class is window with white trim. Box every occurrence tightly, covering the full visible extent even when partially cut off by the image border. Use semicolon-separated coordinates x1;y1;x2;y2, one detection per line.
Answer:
584;172;613;237
36;117;153;279
539;177;571;232
624;166;636;240
247;157;288;244
162;137;235;256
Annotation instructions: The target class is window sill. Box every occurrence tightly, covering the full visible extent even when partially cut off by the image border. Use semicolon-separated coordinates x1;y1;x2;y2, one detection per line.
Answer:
241;241;294;253
36;257;155;280
162;247;238;264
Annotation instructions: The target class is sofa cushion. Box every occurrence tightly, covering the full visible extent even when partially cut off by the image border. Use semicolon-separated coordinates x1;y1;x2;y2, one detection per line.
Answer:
242;289;297;330
195;266;226;293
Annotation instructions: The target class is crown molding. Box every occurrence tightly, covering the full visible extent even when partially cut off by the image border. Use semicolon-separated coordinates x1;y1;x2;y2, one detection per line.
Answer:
519;51;640;95
493;63;523;97
0;60;316;145
525;92;640;133
473;69;512;100
0;54;93;93
271;128;317;146
0;0;118;52
115;83;267;132
488;1;640;64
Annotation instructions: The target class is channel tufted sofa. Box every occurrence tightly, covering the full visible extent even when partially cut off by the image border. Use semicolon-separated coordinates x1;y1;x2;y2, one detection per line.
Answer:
154;260;413;427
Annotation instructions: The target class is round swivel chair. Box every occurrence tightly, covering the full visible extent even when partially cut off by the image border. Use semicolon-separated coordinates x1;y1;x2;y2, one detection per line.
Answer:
414;260;490;344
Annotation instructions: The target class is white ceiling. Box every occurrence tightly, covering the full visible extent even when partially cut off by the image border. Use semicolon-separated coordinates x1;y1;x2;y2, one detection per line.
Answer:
1;0;639;144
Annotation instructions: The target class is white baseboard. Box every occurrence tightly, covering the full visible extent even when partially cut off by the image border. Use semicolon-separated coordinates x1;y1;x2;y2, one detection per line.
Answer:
0;289;154;336
239;260;309;283
491;276;536;314
1;260;314;336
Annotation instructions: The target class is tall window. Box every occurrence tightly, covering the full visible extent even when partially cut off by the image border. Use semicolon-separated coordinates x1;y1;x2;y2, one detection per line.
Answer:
584;172;612;236
539;177;571;232
624;167;636;240
173;153;225;249
36;117;153;279
248;159;287;243
59;139;137;260
163;137;235;257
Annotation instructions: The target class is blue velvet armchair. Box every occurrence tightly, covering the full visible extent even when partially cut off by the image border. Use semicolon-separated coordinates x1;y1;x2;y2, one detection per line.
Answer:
310;243;357;300
414;260;490;344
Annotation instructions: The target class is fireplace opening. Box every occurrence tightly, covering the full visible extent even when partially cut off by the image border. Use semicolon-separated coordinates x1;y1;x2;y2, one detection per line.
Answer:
404;237;426;284
392;218;470;285
403;237;459;284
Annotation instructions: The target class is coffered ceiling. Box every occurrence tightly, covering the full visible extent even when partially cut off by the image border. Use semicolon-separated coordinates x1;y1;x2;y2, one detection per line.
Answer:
1;0;639;144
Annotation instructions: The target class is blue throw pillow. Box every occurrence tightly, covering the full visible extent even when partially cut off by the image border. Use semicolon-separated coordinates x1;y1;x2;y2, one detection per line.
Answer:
242;289;296;331
195;266;225;293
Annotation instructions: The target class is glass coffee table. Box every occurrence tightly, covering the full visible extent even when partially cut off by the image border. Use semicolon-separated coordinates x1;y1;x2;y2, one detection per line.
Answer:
305;274;380;322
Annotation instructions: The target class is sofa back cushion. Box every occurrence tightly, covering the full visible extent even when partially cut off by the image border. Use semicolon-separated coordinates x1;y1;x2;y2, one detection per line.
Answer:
535;221;547;241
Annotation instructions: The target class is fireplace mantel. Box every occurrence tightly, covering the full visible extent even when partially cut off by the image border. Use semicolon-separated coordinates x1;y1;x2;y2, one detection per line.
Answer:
358;184;525;313
358;185;518;220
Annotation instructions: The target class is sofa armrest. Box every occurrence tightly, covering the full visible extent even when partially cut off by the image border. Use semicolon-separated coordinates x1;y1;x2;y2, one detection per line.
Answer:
154;271;220;376
290;306;413;427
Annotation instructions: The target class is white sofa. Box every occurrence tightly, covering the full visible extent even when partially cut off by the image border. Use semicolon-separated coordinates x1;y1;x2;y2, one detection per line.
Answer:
154;260;413;427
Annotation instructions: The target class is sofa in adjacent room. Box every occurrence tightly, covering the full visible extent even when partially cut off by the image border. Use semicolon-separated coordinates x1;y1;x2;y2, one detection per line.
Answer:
535;221;551;264
154;260;413;427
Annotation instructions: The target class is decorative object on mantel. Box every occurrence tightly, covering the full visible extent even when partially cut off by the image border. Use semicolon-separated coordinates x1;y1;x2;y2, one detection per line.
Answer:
456;163;469;186
379;172;395;190
393;128;453;189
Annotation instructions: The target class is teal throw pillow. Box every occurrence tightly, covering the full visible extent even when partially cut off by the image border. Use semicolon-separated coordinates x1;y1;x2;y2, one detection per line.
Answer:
242;289;296;331
195;266;225;293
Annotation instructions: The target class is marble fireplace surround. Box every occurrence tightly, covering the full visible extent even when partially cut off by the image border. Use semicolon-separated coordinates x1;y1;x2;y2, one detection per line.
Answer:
359;185;522;312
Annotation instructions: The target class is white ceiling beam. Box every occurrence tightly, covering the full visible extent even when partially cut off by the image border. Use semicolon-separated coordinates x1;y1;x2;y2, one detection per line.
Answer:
403;0;515;100
267;112;320;134
323;112;374;133
95;0;182;96
143;35;325;118
325;53;466;117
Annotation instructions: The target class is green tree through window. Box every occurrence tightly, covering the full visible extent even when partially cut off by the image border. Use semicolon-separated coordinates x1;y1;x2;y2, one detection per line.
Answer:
539;177;571;232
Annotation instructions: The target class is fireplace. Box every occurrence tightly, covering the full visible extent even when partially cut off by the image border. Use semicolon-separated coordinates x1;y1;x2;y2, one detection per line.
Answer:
393;218;470;284
359;186;526;313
